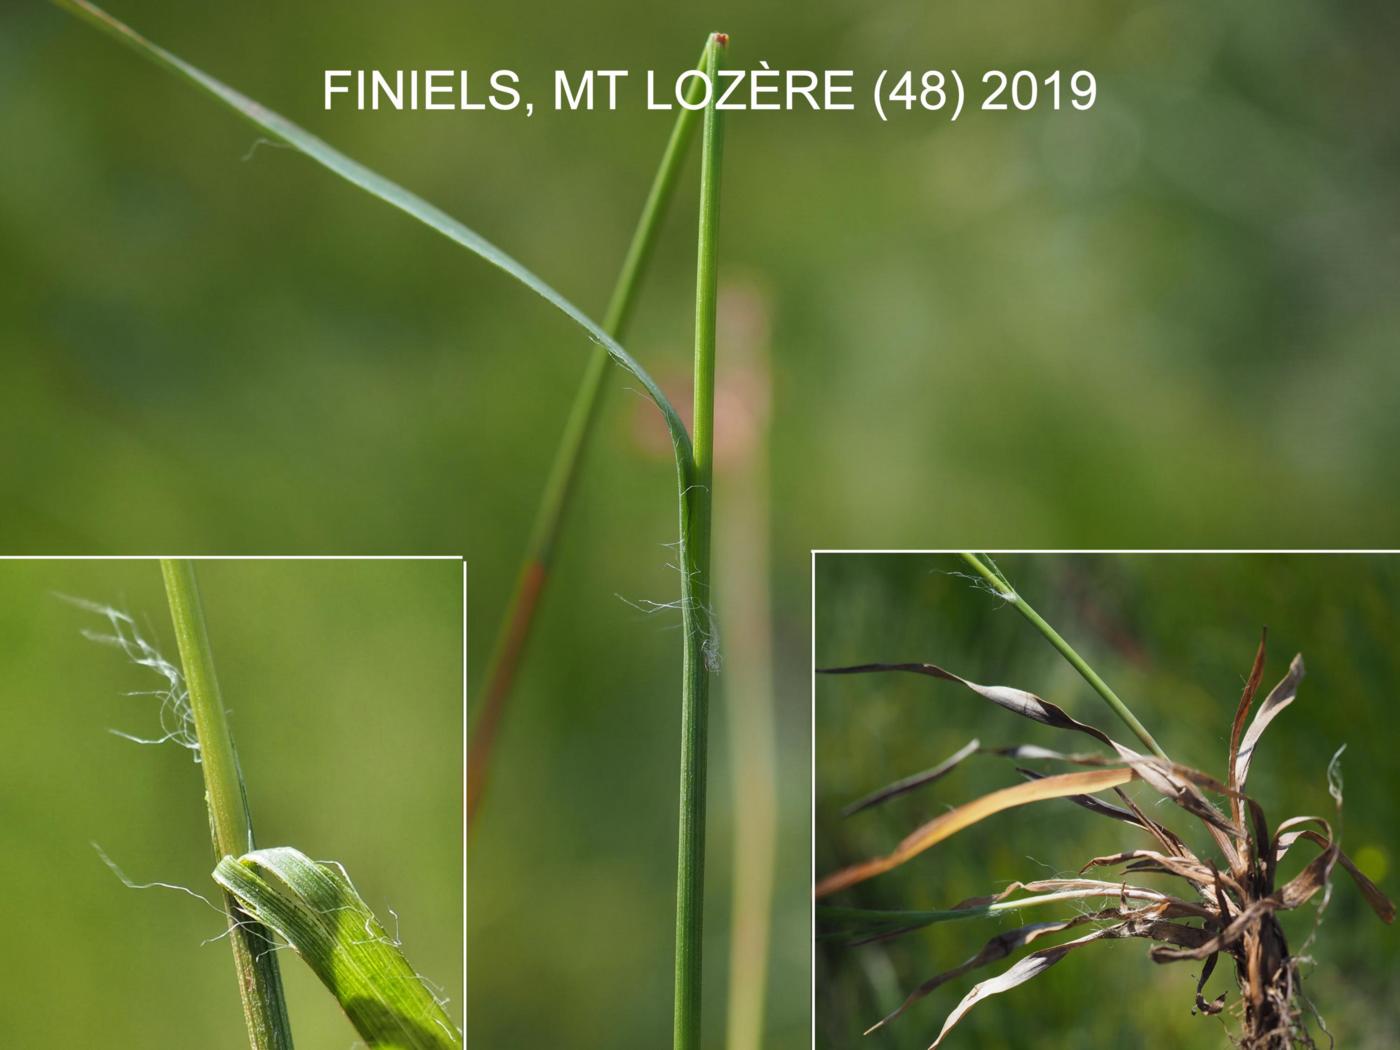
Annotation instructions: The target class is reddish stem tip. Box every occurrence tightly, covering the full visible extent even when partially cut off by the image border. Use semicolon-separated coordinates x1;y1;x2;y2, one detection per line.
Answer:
713;32;729;47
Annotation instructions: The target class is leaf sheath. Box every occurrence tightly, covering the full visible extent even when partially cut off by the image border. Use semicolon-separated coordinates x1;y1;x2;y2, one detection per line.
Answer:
216;848;461;1049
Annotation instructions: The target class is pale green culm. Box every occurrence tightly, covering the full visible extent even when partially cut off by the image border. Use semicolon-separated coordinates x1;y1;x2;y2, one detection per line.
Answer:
161;559;296;1050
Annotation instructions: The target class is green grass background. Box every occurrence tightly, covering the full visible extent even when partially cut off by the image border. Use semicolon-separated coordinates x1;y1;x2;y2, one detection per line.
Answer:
0;559;463;1048
816;553;1398;1048
1;1;1398;1046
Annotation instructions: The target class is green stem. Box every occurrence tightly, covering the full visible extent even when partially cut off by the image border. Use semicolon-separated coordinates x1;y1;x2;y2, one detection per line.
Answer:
674;32;726;1050
958;552;1167;759
161;560;295;1050
466;47;710;829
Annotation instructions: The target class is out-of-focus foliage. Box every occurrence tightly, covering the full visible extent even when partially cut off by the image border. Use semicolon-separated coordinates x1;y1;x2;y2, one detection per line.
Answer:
0;560;462;1048
816;553;1399;1048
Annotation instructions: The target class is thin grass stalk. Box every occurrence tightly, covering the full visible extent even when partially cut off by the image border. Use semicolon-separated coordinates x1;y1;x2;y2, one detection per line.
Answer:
674;32;727;1050
958;552;1167;758
161;560;295;1050
467;57;709;829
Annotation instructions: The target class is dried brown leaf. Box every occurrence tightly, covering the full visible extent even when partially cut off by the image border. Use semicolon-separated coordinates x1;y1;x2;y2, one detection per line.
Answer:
819;662;1239;854
923;918;1214;1048
1152;846;1338;962
1336;849;1395;923
865;914;1099;1034
1228;630;1269;827
1273;822;1394;924
1080;849;1218;889
1233;655;1304;793
1194;952;1226;1015
813;767;1136;898
925;926;1121;1048
816;663;1117;746
1114;787;1198;861
842;738;980;817
1015;766;1147;829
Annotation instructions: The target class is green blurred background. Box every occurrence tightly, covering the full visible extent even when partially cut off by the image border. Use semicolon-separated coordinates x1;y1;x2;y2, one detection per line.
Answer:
0;559;463;1047
817;553;1397;1048
3;0;1399;1046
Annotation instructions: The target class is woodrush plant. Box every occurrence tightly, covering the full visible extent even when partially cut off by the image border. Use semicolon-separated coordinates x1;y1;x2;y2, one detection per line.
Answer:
816;554;1393;1049
51;3;732;1046
81;560;461;1048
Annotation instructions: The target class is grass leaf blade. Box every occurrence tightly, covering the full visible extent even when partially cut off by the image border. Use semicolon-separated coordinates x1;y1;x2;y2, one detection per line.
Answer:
468;50;709;828
866;914;1096;1034
48;0;692;465
215;847;462;1050
1227;630;1269;828
814;767;1135;898
926;927;1118;1049
817;661;1118;747
1233;654;1304;792
841;738;980;817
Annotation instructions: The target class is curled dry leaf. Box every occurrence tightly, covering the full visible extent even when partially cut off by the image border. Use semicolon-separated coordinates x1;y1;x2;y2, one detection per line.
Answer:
814;767;1135;898
923;926;1119;1049
819;661;1236;842
920;918;1213;1049
1228;630;1270;827
1233;655;1305;793
866;914;1101;1035
1015;765;1148;829
818;662;1118;746
842;738;981;817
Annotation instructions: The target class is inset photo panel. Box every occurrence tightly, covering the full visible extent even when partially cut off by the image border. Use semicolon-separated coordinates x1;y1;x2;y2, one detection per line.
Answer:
814;551;1396;1049
0;557;464;1048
